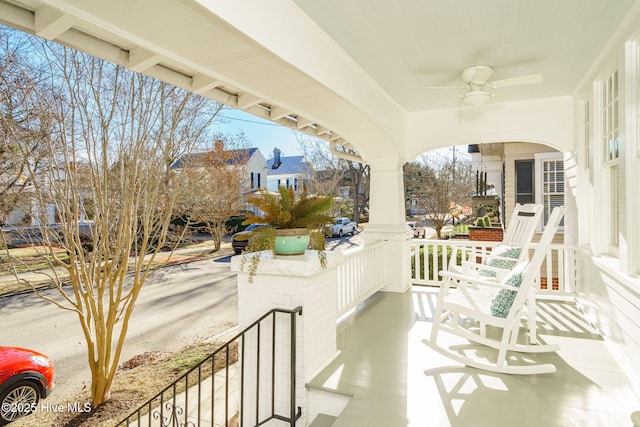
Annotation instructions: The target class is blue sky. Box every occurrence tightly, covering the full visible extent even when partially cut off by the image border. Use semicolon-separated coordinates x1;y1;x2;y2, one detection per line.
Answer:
214;108;305;159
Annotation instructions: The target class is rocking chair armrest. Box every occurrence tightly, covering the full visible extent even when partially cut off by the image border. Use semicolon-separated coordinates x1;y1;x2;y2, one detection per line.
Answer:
460;261;511;280
439;270;520;291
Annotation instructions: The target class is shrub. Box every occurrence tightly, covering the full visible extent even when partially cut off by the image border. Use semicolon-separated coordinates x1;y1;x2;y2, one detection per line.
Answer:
411;245;463;281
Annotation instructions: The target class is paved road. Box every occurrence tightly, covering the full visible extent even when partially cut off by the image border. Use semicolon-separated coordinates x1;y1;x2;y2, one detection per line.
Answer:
0;256;239;403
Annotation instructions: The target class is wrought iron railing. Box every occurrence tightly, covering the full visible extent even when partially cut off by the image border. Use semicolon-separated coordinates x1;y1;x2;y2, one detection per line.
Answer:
117;306;303;427
409;239;577;295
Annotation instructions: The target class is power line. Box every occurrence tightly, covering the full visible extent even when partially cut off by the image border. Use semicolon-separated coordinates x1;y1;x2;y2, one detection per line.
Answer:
217;114;284;127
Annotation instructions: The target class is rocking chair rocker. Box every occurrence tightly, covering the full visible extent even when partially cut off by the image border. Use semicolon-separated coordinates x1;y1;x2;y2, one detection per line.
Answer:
424;206;565;375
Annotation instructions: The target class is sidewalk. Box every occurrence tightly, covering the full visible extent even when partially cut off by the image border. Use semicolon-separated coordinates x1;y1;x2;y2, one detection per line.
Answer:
0;240;233;297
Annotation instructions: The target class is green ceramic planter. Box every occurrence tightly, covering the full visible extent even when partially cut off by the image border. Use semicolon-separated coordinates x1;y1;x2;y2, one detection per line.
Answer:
274;229;310;255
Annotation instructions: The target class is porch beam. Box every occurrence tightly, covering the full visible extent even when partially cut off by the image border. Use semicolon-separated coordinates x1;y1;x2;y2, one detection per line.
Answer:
296;116;314;129
128;47;161;72
237;92;261;109
35;6;74;39
190;74;222;94
270;106;291;120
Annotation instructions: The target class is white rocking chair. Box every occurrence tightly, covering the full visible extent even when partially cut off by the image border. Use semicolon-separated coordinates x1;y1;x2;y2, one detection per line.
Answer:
454;203;543;281
424;206;565;375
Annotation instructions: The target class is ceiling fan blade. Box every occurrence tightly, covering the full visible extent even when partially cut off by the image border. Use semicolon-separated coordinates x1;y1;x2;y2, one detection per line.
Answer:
490;74;543;88
422;86;461;90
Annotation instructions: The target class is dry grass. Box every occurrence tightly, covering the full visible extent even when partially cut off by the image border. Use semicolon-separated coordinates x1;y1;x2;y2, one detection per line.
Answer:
15;341;239;427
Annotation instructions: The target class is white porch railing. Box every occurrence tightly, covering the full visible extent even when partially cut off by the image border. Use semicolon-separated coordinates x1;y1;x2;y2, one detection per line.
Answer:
409;239;577;295
336;241;386;316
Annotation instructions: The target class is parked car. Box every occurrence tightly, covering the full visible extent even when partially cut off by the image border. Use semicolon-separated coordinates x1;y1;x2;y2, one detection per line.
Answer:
231;224;268;254
326;217;357;237
0;346;55;425
407;221;424;238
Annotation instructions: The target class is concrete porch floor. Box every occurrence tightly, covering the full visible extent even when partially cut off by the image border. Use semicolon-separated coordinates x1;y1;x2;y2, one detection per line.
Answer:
309;287;640;427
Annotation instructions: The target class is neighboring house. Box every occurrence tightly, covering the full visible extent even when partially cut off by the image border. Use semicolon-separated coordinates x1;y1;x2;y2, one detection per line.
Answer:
469;142;564;232
171;141;268;214
265;147;309;192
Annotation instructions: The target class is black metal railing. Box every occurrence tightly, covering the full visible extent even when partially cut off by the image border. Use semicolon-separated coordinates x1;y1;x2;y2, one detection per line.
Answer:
117;306;303;427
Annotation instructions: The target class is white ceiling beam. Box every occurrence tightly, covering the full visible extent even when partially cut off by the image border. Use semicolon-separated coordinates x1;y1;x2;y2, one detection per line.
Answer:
128;47;161;72
237;92;261;109
270;106;291;121
316;125;330;136
0;1;33;31
191;74;222;94
35;6;74;40
296;116;314;129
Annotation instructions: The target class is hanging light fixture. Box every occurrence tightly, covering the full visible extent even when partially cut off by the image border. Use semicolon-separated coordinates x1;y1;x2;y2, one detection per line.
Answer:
463;87;492;107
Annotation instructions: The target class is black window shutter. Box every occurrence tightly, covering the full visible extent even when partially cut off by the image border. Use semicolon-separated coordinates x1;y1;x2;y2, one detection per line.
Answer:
515;160;535;204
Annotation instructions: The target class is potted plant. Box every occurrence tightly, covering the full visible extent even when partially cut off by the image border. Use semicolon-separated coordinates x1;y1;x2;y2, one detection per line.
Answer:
238;186;333;282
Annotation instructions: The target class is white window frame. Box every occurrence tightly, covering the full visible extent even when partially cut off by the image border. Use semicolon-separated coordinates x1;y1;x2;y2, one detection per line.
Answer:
583;100;591;170
601;69;620;255
534;152;565;232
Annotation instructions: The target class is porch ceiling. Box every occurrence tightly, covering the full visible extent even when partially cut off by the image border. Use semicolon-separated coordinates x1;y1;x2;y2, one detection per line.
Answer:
293;0;636;112
0;1;636;160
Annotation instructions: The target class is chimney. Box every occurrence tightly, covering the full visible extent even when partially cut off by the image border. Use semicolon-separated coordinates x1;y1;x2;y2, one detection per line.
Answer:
272;147;281;169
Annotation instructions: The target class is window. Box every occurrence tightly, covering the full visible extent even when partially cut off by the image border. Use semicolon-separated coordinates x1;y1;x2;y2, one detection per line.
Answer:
584;101;591;169
603;70;620;162
250;172;255;189
515;160;535;205
601;70;620;250
537;155;565;227
516;155;565;229
257;173;261;188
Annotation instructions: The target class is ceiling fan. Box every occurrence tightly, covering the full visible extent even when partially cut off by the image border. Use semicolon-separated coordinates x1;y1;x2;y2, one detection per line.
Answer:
425;65;543;107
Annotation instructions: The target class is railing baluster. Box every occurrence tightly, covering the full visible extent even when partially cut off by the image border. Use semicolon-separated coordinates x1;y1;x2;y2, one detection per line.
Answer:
290;309;297;426
212;348;216;427
271;311;276;417
256;322;260;424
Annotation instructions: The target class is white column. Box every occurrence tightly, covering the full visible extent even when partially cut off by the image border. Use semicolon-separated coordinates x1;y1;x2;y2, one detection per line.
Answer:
230;250;342;426
365;160;412;293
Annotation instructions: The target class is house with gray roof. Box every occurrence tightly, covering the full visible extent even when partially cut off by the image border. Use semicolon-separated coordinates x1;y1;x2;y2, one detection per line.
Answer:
265;147;309;192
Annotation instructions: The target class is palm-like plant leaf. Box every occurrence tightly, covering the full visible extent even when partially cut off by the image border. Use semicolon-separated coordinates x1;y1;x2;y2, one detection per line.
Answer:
244;186;333;229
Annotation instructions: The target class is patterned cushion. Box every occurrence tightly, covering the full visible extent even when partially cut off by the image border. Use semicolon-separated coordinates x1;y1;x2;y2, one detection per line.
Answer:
490;263;526;318
479;245;522;277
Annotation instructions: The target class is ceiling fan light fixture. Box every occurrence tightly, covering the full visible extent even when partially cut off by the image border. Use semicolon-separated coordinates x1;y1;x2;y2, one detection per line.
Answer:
463;89;492;107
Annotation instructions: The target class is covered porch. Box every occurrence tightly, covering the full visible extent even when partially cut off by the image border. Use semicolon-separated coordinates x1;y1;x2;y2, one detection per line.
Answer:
2;1;640;425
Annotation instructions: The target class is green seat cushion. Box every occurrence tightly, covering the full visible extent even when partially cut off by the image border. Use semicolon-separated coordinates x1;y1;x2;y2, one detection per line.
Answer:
490;262;527;318
479;245;522;277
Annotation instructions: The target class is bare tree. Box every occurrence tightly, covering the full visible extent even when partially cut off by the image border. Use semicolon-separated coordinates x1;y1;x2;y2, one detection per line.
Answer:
296;135;369;220
343;154;370;223
404;153;474;239
175;134;250;251
296;134;344;197
13;35;221;406
0;28;53;225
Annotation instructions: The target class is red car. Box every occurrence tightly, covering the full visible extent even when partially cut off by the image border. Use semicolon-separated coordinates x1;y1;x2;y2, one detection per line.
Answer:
0;346;54;425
